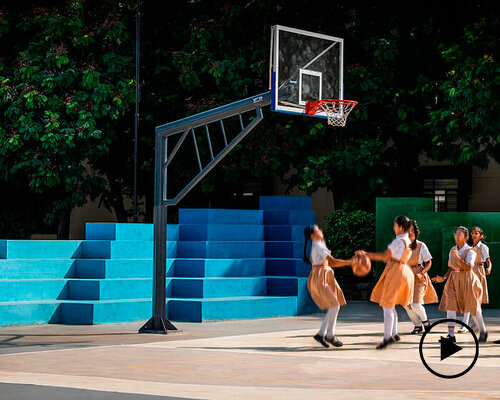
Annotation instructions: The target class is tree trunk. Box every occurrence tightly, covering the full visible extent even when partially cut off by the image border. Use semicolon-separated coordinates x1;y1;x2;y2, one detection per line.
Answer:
57;209;71;240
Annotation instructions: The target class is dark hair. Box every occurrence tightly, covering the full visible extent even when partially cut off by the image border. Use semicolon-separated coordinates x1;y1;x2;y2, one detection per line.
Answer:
394;215;411;232
456;226;469;238
409;219;420;250
303;224;315;264
468;226;485;245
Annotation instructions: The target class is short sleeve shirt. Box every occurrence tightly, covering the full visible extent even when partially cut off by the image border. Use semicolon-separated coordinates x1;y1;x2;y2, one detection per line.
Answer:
474;242;490;262
387;233;410;261
418;241;432;264
310;240;331;265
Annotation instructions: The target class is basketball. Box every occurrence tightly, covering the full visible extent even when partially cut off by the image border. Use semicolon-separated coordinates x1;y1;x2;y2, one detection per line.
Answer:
352;253;371;277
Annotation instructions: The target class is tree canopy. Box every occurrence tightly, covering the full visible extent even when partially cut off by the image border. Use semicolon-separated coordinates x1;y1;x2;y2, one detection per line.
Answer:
0;1;498;237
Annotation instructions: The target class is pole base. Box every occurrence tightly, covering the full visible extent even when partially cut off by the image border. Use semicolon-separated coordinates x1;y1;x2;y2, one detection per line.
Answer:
138;316;178;334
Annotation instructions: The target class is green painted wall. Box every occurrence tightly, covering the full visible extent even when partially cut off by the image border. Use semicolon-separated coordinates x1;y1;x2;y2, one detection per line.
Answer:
376;198;500;308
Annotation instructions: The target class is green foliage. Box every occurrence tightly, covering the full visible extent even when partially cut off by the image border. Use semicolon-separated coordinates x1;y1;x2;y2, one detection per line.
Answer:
0;1;134;236
323;207;376;299
427;18;500;168
324;208;376;259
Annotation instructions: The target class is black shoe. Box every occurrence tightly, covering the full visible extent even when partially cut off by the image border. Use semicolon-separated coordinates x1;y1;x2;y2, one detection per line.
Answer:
376;337;395;349
325;336;343;347
446;334;456;343
393;334;401;342
410;326;423;335
423;321;432;333
479;332;488;343
313;334;329;348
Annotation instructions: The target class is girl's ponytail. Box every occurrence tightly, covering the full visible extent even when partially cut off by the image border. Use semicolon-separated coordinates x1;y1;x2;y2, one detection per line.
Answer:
303;225;315;264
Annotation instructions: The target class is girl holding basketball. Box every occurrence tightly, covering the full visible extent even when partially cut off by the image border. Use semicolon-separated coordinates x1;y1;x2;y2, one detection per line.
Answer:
458;226;492;332
304;224;353;348
357;216;414;349
432;226;488;342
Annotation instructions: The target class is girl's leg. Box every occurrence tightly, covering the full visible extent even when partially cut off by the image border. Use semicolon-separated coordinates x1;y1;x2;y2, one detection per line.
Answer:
462;312;470;325
383;307;395;341
318;311;329;337
326;305;340;339
405;306;421;327
392;307;399;337
447;311;457;336
471;313;487;335
412;303;430;328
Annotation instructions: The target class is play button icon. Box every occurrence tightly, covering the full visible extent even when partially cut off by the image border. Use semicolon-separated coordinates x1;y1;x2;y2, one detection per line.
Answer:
419;319;479;379
439;336;462;361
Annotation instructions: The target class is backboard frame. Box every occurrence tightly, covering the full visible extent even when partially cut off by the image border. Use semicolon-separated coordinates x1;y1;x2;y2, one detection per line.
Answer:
270;25;344;119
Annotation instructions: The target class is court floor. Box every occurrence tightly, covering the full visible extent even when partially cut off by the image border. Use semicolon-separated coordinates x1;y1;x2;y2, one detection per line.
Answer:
1;303;499;400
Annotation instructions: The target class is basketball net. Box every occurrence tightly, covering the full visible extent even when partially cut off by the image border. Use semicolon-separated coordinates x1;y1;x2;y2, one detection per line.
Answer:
305;100;358;127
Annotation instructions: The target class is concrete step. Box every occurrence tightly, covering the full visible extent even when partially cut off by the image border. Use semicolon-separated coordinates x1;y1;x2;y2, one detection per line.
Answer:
179;224;264;241
174;259;266;277
259;195;312;210
0;300;61;326
85;223;180;241
170;277;267;298
168;295;297;322
0;279;68;302
59;299;152;324
0;259;76;279
179;209;264;225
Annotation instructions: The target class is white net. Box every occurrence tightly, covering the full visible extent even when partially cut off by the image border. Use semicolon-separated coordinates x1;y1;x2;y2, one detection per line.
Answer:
318;100;357;127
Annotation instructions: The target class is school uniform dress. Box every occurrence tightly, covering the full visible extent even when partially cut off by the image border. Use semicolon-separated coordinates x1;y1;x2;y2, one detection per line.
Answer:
307;240;346;310
407;241;438;304
472;242;490;304
439;244;483;316
370;233;414;308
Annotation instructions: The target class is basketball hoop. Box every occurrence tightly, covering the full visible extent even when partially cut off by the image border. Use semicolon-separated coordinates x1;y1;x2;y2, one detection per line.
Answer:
305;99;358;127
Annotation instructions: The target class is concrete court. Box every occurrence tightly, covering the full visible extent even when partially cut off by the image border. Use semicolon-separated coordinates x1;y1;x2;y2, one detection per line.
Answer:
1;302;500;400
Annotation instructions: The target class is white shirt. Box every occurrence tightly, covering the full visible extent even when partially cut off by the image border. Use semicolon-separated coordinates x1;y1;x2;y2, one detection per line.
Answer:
473;241;490;263
449;243;476;267
417;241;432;264
387;233;410;261
310;240;331;265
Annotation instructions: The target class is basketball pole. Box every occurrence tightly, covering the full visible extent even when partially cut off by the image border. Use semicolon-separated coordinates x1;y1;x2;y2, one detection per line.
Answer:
132;0;140;223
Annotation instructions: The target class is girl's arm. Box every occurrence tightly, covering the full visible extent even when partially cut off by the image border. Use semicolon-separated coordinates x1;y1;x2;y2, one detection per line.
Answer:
451;251;473;272
421;260;432;275
327;254;352;268
432;267;452;283
485;258;492;275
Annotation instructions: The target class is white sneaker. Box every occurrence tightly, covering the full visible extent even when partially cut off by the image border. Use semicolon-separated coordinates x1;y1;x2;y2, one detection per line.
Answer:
457;326;467;334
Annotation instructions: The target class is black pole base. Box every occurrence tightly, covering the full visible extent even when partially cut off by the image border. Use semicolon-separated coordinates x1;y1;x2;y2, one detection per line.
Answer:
138;316;179;334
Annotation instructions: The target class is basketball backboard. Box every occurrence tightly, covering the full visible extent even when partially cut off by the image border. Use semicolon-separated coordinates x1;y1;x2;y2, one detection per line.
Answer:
270;25;343;119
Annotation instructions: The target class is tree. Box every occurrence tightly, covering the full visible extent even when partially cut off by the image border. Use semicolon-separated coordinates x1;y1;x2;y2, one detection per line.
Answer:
426;17;500;168
0;0;135;237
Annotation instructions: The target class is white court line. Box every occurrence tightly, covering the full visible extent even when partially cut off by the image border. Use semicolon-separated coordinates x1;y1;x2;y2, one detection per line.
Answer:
0;371;499;400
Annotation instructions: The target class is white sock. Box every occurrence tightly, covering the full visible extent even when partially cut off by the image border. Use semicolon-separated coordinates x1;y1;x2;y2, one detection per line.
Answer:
412;303;428;324
447;311;457;336
326;306;340;339
462;312;470;325
472;313;486;334
392;307;398;337
405;306;421;327
318;311;329;336
383;307;395;341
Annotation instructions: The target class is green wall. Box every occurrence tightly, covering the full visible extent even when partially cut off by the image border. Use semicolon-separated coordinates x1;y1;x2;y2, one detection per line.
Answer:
376;198;500;308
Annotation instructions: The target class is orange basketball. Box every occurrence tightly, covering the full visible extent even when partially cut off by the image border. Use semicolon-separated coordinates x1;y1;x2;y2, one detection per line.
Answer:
352;253;371;277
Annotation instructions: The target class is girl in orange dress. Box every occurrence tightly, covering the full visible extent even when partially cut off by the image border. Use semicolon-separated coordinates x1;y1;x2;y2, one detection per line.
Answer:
458;226;492;333
304;224;352;348
432;226;488;342
358;215;414;349
405;220;438;334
